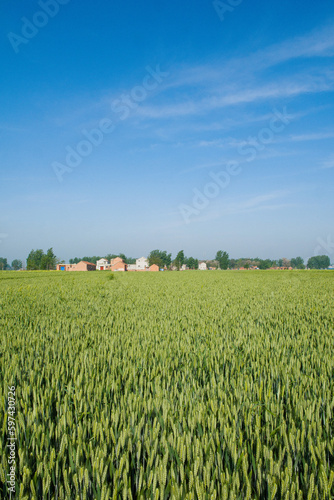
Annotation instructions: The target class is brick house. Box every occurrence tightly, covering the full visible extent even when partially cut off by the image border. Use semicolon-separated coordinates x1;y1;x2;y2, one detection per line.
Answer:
110;257;123;267
57;263;76;271
111;259;127;271
57;261;96;271
149;264;159;272
74;261;96;271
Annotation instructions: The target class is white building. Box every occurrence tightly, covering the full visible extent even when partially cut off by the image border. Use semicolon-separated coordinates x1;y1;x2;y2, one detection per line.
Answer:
136;257;149;270
199;261;207;270
96;258;110;270
127;264;136;271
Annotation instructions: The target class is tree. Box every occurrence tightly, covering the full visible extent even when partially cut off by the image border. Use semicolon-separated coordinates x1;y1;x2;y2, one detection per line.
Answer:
278;259;283;267
43;248;57;270
11;259;22;270
105;254;116;260
229;259;237;269
215;250;229;270
174;250;185;270
26;249;44;270
148;250;172;268
186;257;198;269
123;256;136;265
291;257;305;269
69;257;81;264
307;255;330;269
27;249;57;270
148;250;163;268
258;259;272;270
82;256;101;264
0;257;8;270
160;251;172;268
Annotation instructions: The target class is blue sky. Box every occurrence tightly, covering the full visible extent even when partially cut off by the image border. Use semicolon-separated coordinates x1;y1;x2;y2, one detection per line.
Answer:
1;0;334;263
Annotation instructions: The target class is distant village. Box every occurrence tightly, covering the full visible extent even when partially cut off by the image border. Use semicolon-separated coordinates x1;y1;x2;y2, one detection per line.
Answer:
55;256;334;272
57;256;159;272
1;249;332;272
57;256;195;272
56;258;293;272
57;255;217;272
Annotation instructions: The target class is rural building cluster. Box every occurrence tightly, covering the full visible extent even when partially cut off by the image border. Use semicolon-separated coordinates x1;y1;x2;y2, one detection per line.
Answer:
56;258;300;272
56;257;159;272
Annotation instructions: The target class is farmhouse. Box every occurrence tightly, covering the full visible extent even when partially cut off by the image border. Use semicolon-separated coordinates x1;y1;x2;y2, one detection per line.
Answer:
74;261;96;271
136;257;149;271
111;260;127;271
56;263;76;271
110;257;123;266
57;261;96;271
127;258;159;271
96;258;110;270
199;262;207;270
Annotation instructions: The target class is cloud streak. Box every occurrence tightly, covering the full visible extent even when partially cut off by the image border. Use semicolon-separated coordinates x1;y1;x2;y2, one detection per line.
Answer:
136;72;334;120
126;23;334;124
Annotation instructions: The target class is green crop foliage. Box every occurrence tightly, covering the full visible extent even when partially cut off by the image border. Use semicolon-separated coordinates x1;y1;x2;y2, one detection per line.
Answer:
1;270;334;499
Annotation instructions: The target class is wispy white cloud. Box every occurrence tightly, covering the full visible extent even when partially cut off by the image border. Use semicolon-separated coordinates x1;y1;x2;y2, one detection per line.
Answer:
238;23;334;71
132;23;334;123
253;129;334;146
198;139;229;147
164;23;334;89
289;131;334;142
192;190;299;224
137;74;334;120
179;149;299;175
39;24;334;134
209;77;333;107
167;189;298;228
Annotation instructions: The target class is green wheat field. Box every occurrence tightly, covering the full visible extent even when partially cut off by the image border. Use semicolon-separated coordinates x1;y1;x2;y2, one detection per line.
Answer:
1;270;334;499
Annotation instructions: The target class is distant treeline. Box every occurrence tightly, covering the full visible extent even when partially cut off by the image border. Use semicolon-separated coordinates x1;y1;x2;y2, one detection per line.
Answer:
0;250;331;270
